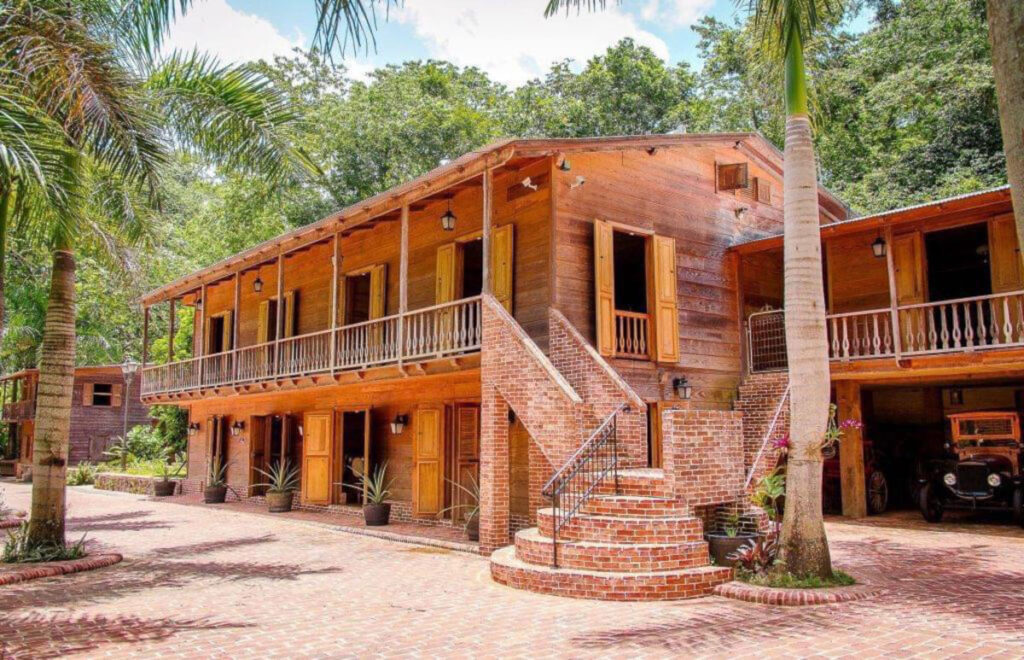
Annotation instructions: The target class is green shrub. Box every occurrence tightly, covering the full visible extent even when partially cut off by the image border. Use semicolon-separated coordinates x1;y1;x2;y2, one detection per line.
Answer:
739;570;856;589
67;462;98;486
2;522;88;564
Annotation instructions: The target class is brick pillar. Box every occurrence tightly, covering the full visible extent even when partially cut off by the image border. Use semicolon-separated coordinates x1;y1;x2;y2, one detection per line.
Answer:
480;385;510;554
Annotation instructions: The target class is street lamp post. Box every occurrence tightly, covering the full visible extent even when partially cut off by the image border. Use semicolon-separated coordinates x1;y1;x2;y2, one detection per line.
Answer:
120;360;140;472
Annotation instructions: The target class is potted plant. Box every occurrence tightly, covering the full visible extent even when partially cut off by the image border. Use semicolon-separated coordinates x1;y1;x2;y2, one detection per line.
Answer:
706;510;758;567
440;474;480;541
153;448;184;497
254;459;300;512
204;457;230;504
345;461;394;526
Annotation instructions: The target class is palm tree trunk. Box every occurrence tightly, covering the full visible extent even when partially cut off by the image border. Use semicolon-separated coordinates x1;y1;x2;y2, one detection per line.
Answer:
778;30;833;578
26;246;77;547
0;183;11;342
987;1;1024;248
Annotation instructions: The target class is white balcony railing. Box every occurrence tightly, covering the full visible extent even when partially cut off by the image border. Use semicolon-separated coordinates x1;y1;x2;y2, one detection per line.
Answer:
746;289;1024;373
141;296;483;396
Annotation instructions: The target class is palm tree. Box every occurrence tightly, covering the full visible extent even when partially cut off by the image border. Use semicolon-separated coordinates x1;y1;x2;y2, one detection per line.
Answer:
545;0;838;577
986;2;1024;252
1;0;311;548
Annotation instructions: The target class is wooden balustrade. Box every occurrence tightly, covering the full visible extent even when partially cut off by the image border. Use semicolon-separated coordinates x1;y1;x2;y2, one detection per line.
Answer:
141;296;483;395
746;290;1024;373
613;310;649;359
2;399;35;421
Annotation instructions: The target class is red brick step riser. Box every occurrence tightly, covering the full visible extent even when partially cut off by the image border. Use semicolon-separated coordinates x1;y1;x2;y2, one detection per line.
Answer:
537;510;705;544
581;496;687;517
592;477;669;498
514;532;711;572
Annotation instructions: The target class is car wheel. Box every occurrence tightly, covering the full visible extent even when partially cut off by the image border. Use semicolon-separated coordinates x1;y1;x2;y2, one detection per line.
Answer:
867;470;889;515
1013;487;1024;528
919;482;944;523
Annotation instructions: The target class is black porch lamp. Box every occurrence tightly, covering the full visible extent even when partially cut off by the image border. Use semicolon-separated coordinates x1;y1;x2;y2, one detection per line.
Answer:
390;414;408;435
253;275;263;293
673;376;692;400
440;199;456;231
231;420;245;436
871;235;887;259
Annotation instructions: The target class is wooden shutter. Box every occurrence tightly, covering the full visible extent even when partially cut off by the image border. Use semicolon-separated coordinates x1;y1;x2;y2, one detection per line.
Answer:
453;404;480;523
892;232;926;304
989;214;1023;293
82;383;94;407
222;311;234;351
111;384;123;408
492;224;515;312
436;243;457;304
594;220;615;356
651;235;680;363
282;291;297;338
257;301;271;344
301;411;333;505
755;177;772;204
369;264;387;319
412;407;444;516
717;162;749;191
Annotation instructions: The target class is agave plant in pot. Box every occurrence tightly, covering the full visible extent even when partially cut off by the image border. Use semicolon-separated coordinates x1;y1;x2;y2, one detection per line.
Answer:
346;462;395;526
254;459;301;513
440;474;480;541
153;450;185;497
204;457;230;504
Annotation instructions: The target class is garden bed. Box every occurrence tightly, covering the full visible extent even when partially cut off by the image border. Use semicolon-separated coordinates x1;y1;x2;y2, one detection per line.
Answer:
714;578;884;606
0;553;122;587
94;473;178;496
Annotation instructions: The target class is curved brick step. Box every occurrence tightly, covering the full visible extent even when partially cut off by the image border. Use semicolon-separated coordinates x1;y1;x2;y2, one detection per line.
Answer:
581;494;686;517
514;527;710;573
592;469;669;498
537;508;704;544
490;546;732;601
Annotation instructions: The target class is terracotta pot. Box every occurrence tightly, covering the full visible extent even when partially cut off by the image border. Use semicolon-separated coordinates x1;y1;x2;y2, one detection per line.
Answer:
363;502;391;526
204;485;227;504
706;532;758;567
266;490;294;513
153;480;176;497
465;513;480;541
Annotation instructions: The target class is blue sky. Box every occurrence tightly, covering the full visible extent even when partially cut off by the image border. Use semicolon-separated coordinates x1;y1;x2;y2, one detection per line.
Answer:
165;1;871;87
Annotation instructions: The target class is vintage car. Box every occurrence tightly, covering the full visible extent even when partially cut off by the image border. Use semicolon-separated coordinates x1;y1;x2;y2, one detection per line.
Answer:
919;411;1024;525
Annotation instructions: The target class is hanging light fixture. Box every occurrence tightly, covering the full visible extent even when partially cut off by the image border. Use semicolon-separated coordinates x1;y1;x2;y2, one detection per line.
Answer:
558;158;571;172
188;421;200;435
871;234;887;259
253;275;263;293
231;420;245;436
390;414;408;435
672;376;693;400
440;198;456;231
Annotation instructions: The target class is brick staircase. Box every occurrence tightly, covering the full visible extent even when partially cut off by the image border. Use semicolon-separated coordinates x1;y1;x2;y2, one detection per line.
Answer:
489;468;733;601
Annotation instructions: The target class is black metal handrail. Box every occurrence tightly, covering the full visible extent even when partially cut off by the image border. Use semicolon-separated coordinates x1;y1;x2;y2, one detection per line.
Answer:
541;403;627;567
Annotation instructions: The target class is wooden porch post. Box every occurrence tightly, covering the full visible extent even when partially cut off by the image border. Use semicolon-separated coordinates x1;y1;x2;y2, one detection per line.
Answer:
884;226;902;361
168;298;176;363
275;250;284;373
198;283;207;387
330;232;340;373
836;380;867;518
142;306;150;368
482;168;493;295
232;271;241;382
399;204;409;364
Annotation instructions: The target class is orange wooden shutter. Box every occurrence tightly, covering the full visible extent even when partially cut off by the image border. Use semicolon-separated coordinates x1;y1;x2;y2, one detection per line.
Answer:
222;311;234;350
257;301;270;344
492;224;514;312
717;162;749;191
651;234;680;363
82;383;94;407
892;232;925;304
301;411;333;505
413;407;444;516
435;244;456;304
369;264;387;319
282;291;297;337
111;384;123;408
989;214;1023;293
593;220;615;356
755;177;772;204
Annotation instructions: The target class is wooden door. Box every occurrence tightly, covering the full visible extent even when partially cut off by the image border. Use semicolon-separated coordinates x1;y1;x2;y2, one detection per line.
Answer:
413;407;444;517
436;243;457;304
989;214;1023;293
301;411;334;505
650;234;679;363
892;232;926;304
648;402;664;468
492;224;514;312
249;415;270;496
453;404;480;523
594;219;615;356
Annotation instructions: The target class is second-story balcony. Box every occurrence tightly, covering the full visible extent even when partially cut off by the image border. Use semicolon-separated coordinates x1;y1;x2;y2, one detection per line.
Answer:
142;296;482;398
2;399;35;422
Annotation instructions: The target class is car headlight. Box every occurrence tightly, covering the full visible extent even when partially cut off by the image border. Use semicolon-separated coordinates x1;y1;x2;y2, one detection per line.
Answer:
987;473;1002;488
943;473;957;486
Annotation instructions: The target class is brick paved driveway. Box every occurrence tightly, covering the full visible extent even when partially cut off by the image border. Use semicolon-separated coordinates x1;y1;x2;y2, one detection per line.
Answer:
2;482;1023;659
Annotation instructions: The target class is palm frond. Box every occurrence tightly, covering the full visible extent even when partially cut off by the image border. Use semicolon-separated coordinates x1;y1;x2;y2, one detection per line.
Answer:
312;0;403;58
741;0;842;55
544;0;613;18
146;51;318;183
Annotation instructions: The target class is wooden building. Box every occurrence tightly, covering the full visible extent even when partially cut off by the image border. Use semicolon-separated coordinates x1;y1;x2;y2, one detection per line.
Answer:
0;366;152;479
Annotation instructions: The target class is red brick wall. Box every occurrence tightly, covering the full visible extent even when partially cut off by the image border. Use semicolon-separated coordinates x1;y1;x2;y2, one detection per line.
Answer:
662;408;744;508
548;308;647;468
734;371;789;493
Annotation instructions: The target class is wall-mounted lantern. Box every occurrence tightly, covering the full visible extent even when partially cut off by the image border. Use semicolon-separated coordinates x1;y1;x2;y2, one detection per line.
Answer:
440;199;456;232
253;275;263;293
390;414;408;435
871;235;887;259
188;421;200;435
231;420;245;436
672;376;692;400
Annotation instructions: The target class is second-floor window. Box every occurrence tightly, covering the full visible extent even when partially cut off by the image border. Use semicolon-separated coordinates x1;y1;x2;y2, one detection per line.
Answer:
84;383;122;407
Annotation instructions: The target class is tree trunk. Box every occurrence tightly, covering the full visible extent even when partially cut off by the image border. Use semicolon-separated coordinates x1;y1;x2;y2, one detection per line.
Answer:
987;0;1024;248
0;184;10;343
26;248;77;547
777;32;833;578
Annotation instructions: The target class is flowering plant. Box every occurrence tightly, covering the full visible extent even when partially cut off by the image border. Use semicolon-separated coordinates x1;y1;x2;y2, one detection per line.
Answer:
822;404;863;457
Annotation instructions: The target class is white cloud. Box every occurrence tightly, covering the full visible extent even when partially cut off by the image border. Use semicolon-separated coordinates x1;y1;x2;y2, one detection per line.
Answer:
163;0;305;64
394;1;671;87
640;0;715;27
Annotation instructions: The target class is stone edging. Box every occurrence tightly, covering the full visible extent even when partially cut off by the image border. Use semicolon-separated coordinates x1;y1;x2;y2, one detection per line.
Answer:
713;579;884;606
0;553;123;587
